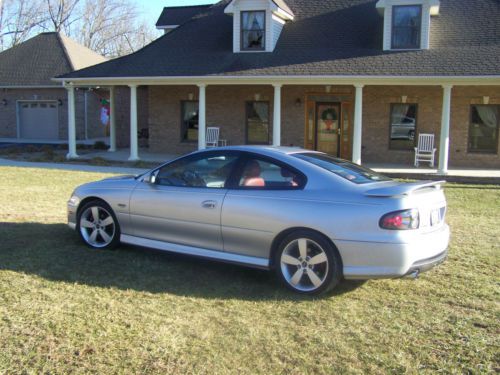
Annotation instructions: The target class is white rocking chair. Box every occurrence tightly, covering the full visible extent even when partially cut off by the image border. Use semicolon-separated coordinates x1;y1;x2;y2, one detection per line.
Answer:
206;127;227;148
414;133;437;167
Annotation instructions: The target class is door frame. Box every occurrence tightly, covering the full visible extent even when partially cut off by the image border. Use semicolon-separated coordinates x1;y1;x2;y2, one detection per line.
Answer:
315;101;342;157
304;92;353;159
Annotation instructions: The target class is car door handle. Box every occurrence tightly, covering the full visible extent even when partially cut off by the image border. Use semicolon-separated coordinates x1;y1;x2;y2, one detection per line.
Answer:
201;200;217;209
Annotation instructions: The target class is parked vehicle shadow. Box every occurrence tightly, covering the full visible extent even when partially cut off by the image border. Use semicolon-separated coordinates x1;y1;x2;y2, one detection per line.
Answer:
0;222;366;301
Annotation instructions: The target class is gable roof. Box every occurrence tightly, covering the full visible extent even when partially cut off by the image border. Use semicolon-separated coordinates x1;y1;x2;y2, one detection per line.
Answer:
0;32;107;87
60;0;500;81
156;4;213;27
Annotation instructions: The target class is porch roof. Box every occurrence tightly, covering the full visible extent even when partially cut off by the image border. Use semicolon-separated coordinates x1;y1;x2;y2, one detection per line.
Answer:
58;0;500;82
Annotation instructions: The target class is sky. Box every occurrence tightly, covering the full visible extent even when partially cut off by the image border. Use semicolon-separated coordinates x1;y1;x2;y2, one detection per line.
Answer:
136;0;218;22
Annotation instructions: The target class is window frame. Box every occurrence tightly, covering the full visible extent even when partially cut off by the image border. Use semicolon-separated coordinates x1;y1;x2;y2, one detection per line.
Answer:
388;103;419;151
245;100;271;145
180;100;199;143
391;4;422;50
149;150;243;189
240;10;266;51
468;104;500;155
228;152;307;191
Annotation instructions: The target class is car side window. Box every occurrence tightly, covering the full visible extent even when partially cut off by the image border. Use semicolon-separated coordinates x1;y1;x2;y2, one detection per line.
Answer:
238;158;304;189
155;154;238;188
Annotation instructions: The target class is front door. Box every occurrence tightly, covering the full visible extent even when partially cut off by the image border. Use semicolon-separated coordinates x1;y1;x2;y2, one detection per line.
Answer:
305;96;352;159
315;102;341;156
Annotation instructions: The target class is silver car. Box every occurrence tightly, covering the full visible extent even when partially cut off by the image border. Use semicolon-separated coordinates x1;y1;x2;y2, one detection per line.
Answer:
67;146;449;295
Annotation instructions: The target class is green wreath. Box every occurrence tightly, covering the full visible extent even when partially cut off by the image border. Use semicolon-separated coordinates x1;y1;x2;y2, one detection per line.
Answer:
321;108;338;121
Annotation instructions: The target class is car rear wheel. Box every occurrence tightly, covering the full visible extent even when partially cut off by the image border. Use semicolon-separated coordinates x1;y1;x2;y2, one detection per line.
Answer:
275;230;342;295
77;200;120;249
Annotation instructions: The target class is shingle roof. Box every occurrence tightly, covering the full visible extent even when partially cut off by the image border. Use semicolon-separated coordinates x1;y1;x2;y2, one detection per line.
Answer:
61;0;500;80
156;4;212;27
0;32;106;86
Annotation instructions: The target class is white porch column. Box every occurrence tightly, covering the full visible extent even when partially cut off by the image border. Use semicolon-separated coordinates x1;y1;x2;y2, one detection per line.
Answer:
273;84;282;146
66;85;78;159
352;84;364;165
438;85;453;175
108;86;116;152
198;84;207;150
128;84;139;161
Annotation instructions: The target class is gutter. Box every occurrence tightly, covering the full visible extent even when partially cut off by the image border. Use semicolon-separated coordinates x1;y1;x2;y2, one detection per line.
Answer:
54;75;500;87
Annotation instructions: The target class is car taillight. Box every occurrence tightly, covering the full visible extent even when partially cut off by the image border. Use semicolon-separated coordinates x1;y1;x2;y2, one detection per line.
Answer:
380;209;419;230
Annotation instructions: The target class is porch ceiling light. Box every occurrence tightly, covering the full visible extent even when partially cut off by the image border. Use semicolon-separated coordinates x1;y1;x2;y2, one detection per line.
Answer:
483;96;490;105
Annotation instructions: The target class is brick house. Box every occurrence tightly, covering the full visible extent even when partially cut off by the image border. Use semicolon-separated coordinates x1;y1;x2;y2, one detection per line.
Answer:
0;32;107;143
58;0;500;172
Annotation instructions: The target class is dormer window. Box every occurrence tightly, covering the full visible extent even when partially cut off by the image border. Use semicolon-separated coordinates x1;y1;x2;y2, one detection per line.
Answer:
377;0;440;51
241;11;266;50
391;5;422;49
225;0;294;53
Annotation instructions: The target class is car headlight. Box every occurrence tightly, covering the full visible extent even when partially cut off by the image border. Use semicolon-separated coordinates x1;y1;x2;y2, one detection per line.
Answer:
68;195;80;207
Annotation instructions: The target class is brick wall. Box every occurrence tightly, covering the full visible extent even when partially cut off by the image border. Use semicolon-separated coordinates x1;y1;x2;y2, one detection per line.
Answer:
115;86;149;149
146;84;499;168
362;85;500;168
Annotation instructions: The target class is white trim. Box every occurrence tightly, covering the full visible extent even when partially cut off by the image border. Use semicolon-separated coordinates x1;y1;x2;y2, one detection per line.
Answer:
128;84;139;161
156;24;180;30
66;86;78;159
438;84;452;175
54;75;500;87
120;234;270;269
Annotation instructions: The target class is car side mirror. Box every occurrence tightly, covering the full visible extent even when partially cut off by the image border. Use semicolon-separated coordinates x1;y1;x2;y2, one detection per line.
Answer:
143;171;157;184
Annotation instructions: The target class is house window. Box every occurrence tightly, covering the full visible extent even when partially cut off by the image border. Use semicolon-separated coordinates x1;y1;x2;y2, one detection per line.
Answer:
469;105;499;154
246;101;270;144
181;101;199;142
392;5;422;49
389;103;418;150
241;11;266;50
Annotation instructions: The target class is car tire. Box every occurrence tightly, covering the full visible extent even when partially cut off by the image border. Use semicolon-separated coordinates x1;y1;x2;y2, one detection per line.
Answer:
275;230;342;295
76;200;120;250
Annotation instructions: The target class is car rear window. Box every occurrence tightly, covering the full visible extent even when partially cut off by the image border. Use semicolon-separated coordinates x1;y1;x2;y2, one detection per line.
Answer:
293;153;391;184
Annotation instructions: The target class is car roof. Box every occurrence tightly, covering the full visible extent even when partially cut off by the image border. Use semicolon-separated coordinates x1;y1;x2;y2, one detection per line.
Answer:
198;145;321;156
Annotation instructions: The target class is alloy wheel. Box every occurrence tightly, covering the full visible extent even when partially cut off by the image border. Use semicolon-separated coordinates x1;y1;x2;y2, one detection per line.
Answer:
280;238;329;292
79;206;116;248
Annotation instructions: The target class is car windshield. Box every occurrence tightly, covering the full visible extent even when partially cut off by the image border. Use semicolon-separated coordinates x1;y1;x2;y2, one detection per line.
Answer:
293;153;391;184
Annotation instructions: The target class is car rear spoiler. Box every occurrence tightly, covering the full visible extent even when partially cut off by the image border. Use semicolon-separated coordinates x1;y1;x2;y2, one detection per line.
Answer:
364;180;446;197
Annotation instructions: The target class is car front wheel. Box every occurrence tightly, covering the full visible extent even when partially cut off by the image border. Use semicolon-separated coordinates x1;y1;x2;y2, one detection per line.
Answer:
275;230;342;295
77;200;120;249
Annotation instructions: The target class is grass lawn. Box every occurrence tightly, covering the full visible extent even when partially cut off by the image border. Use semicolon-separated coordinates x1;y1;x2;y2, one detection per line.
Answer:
0;166;498;374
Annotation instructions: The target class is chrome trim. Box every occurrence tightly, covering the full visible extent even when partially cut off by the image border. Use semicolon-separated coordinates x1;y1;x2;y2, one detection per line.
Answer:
120;234;270;269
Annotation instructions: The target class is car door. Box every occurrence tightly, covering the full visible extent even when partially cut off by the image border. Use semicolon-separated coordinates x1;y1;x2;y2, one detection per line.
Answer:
221;154;307;259
129;151;240;251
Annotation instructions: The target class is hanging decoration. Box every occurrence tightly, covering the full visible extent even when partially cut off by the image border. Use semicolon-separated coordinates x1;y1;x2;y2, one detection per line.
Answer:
100;98;110;126
321;107;338;131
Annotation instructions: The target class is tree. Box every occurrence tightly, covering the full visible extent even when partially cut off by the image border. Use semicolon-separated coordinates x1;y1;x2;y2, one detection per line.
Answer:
0;0;159;57
78;0;158;58
45;0;80;34
0;0;47;50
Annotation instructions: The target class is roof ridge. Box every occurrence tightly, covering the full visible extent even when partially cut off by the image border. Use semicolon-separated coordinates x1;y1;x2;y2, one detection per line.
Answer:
161;4;213;10
55;32;75;71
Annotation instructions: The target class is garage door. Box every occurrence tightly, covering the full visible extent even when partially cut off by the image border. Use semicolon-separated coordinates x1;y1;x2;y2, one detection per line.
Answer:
19;102;59;140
